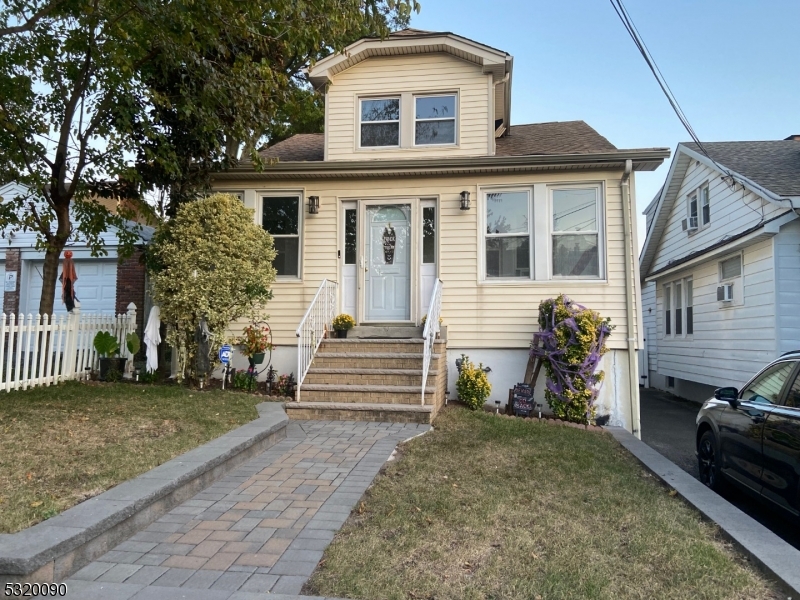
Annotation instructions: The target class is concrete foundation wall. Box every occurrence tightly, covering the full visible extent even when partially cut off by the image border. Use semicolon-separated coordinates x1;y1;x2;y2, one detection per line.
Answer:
648;370;715;405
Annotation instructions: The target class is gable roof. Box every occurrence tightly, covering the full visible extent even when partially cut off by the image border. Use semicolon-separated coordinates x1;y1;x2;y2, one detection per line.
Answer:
639;140;800;278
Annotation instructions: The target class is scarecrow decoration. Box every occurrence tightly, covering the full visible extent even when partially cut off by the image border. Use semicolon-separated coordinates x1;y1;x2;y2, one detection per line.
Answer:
60;250;79;312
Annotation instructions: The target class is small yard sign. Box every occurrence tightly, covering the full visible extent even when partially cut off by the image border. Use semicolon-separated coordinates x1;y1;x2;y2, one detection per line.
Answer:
512;383;533;417
218;344;232;365
4;271;16;292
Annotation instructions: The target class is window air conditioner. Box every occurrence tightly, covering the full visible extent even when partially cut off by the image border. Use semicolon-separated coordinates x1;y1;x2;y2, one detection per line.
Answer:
717;283;733;302
682;217;699;232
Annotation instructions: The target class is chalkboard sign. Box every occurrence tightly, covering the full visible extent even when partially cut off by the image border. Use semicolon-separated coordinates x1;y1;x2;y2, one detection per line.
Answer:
512;383;533;417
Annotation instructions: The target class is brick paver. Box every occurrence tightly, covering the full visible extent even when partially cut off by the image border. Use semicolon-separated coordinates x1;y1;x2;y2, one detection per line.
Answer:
66;419;427;598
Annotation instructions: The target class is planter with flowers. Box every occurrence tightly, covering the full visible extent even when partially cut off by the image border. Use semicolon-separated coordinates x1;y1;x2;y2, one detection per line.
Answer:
239;323;273;368
332;314;355;338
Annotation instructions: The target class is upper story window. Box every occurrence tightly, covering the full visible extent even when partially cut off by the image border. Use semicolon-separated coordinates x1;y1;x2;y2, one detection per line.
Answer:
701;184;710;225
415;94;456;145
552;187;601;278
687;192;699;230
360;98;400;147
262;195;301;278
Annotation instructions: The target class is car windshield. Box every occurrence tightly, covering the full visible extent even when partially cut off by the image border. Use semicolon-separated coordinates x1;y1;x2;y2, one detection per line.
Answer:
741;362;796;404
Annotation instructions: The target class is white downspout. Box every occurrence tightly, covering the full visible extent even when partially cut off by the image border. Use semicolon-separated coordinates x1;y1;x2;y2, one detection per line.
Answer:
620;159;641;438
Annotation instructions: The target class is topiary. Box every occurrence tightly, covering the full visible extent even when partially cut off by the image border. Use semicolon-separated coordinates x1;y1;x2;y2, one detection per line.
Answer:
530;295;613;425
456;354;492;410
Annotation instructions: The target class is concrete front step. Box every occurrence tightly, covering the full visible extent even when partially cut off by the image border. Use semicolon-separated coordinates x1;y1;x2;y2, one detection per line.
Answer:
312;352;440;369
299;383;436;405
321;338;426;354
304;368;437;386
348;325;423;339
285;401;433;424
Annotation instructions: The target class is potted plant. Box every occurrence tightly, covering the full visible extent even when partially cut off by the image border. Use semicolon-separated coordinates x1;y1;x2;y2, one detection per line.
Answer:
93;331;126;381
239;323;273;368
331;314;355;338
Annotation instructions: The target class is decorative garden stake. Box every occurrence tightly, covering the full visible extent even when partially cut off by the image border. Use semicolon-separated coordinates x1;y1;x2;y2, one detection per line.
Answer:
529;295;613;425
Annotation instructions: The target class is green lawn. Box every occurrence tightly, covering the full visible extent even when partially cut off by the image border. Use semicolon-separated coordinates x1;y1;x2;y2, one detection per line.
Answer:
0;381;262;534
305;406;780;600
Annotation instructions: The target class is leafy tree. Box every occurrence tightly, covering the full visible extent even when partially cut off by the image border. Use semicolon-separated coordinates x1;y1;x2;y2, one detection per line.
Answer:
147;193;276;381
0;0;419;314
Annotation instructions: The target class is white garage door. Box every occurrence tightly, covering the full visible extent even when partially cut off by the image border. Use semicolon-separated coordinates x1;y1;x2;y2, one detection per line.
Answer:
27;260;117;315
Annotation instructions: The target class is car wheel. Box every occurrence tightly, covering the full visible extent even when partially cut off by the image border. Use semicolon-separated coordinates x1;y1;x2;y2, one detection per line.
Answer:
698;430;722;491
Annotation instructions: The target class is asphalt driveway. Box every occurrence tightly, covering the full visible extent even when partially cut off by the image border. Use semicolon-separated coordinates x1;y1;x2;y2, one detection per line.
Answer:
639;387;800;550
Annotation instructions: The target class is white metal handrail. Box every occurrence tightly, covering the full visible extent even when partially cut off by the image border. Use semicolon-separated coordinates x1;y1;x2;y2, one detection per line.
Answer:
421;279;443;404
295;279;338;400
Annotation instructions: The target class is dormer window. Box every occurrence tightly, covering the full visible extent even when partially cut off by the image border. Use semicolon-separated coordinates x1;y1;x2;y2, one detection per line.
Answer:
415;94;456;145
360;98;400;147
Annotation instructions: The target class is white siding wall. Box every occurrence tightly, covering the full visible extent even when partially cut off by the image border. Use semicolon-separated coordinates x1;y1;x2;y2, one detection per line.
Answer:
775;219;800;355
654;238;776;389
641;280;657;375
650;161;786;273
325;53;491;160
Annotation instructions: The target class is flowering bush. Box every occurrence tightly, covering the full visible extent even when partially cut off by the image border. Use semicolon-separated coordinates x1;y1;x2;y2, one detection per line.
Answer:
530;295;612;425
239;324;272;357
147;193;276;381
332;313;355;331
456;354;492;410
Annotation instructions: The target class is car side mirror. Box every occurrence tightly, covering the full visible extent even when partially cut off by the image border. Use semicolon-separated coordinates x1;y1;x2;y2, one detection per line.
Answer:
715;387;739;408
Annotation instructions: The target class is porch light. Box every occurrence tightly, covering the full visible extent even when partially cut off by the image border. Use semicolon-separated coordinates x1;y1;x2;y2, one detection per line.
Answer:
308;195;320;214
459;191;471;211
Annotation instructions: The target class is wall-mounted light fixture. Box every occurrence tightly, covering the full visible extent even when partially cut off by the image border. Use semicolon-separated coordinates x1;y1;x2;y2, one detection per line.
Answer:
308;195;320;214
459;190;471;211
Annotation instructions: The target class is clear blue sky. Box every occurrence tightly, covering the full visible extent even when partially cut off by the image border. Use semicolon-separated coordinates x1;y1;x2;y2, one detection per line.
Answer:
409;0;800;251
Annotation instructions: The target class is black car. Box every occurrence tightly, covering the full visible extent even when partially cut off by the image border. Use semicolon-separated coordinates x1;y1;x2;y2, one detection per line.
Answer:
696;351;800;516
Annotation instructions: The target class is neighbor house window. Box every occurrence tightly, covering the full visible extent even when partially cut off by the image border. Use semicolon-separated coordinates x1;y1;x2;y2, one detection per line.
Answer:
262;195;300;278
414;94;456;145
701;185;710;225
687;192;698;230
686;278;693;334
552;187;600;277
675;281;683;335
360;98;400;147
422;206;436;264
720;255;742;280
664;283;671;336
485;190;531;278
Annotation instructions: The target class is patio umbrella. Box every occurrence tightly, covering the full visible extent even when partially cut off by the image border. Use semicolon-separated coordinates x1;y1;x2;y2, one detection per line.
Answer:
59;250;78;312
144;305;161;373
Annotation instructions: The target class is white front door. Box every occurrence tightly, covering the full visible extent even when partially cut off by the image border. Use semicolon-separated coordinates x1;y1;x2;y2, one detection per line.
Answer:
365;204;411;322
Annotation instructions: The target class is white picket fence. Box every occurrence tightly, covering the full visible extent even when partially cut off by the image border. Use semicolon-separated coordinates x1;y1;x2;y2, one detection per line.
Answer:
0;303;138;392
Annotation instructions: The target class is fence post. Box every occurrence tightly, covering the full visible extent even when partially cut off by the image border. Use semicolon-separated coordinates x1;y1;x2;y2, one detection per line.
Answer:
64;307;81;380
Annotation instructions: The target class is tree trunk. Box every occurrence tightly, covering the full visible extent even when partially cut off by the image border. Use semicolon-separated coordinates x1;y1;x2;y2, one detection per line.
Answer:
37;199;71;316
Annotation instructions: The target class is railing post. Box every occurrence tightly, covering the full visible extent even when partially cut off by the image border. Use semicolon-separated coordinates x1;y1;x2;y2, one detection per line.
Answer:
64;307;81;380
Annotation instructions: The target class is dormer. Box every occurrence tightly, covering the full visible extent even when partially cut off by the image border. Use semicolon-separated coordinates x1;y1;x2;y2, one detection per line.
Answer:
308;29;513;161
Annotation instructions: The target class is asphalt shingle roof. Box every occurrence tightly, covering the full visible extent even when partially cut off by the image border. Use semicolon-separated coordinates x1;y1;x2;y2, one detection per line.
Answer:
684;140;800;197
257;121;620;163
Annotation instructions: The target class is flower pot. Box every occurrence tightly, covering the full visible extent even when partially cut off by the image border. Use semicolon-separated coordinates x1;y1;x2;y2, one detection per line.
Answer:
99;357;127;381
251;352;266;365
336;329;348;339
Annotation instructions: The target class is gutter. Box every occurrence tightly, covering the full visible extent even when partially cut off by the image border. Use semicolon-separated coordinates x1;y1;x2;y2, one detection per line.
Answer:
620;159;641;439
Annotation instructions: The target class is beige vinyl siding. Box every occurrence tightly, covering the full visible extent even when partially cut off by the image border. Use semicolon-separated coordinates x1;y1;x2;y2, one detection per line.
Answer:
651;161;786;273
219;169;636;352
654;238;776;389
326;53;491;160
775;219;800;355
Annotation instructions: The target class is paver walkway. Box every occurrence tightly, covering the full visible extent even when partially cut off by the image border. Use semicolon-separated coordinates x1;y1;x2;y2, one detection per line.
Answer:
63;420;428;599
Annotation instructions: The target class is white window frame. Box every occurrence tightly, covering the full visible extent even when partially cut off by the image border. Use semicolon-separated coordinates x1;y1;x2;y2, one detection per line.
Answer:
686;192;699;232
700;184;710;226
663;282;672;338
358;96;401;149
413;93;458;147
664;277;693;339
719;253;742;282
549;184;604;280
482;187;533;281
260;192;303;281
685;277;693;336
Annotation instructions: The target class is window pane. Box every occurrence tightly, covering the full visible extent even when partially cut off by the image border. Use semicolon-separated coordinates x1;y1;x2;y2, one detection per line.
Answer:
721;256;742;279
422;206;436;264
689;196;698;219
676;308;682;335
743;362;795;405
344;209;357;265
262;196;299;235
675;282;682;309
486;191;528;234
361;98;399;122
553;189;597;232
664;286;671;335
416;95;455;119
686;280;693;334
552;234;599;277
415;120;455;145
361;123;399;147
486;236;530;278
273;237;299;277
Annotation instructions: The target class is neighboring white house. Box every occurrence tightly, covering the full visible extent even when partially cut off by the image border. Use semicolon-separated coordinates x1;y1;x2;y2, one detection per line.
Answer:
639;138;800;402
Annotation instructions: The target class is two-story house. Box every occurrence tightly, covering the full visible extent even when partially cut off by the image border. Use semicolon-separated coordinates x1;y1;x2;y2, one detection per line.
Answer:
211;29;669;433
639;138;800;402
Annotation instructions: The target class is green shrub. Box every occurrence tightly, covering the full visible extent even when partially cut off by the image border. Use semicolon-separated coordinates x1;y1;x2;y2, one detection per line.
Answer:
93;331;119;357
332;314;355;331
456;355;491;410
105;366;122;383
234;370;256;392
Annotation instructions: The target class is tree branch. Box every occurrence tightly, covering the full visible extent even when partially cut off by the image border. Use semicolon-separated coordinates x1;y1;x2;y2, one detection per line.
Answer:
0;0;66;37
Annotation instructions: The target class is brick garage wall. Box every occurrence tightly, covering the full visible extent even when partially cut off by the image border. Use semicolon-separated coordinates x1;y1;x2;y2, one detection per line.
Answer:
116;250;146;336
3;249;20;315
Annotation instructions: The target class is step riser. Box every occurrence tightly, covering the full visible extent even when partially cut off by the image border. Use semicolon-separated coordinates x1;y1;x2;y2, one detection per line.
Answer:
299;391;434;405
304;373;426;386
313;357;426;369
320;342;425;354
286;406;431;424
